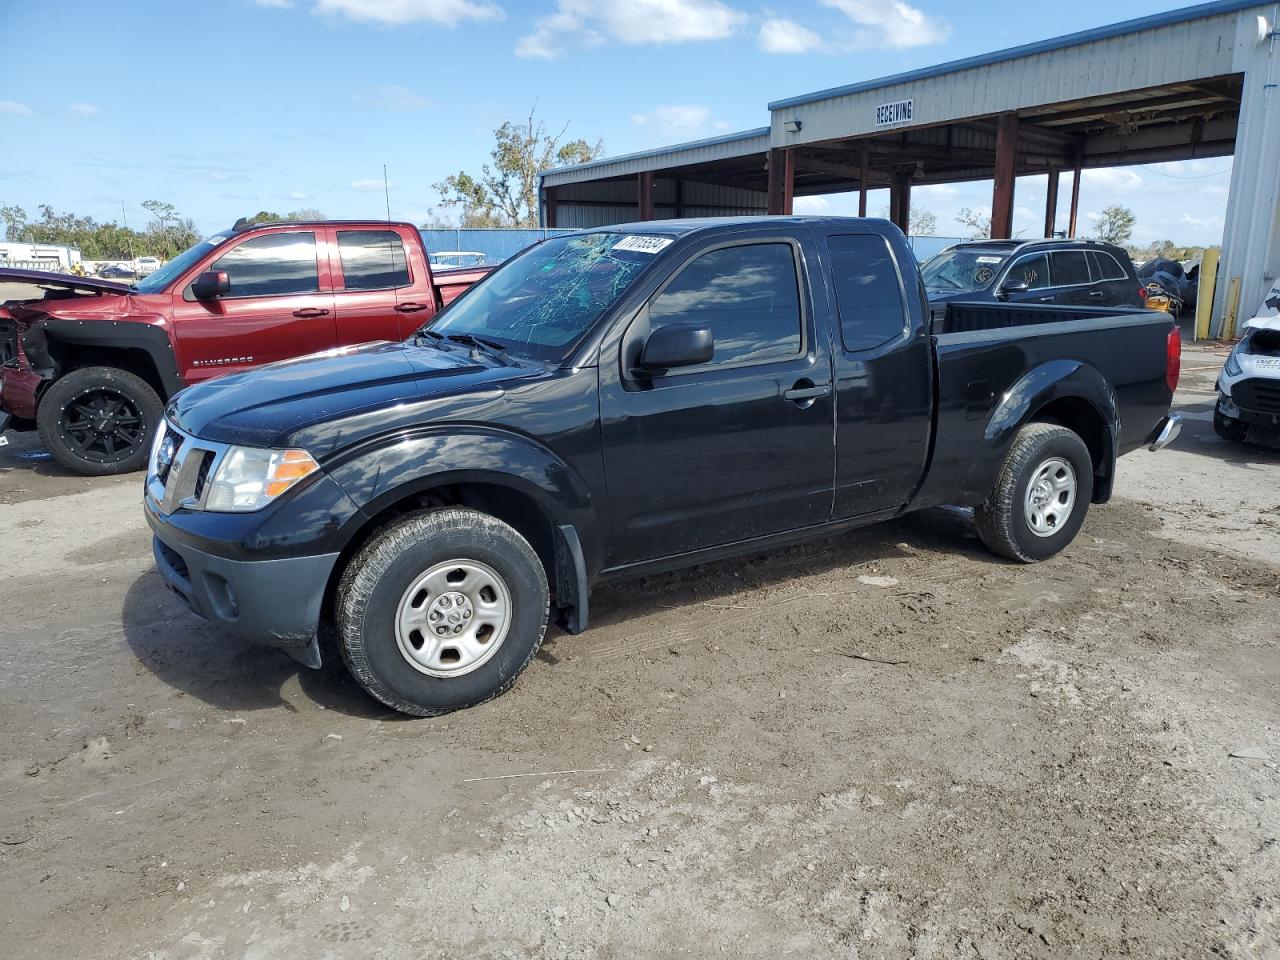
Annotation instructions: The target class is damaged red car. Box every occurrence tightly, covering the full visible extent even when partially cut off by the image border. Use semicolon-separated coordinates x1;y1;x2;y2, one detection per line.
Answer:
0;219;490;475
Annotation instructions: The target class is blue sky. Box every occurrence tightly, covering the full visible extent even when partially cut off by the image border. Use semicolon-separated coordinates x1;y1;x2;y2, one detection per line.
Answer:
0;0;1233;245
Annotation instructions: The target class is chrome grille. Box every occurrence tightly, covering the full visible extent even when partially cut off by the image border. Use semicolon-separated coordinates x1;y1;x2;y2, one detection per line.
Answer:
146;421;228;515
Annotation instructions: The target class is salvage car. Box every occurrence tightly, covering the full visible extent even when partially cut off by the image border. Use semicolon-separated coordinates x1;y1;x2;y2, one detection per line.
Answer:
923;238;1146;308
1216;314;1280;447
0;219;490;474
144;217;1182;716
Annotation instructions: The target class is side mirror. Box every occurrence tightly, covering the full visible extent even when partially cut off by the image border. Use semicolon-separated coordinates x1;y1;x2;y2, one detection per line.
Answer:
638;323;714;372
191;270;230;300
997;279;1030;299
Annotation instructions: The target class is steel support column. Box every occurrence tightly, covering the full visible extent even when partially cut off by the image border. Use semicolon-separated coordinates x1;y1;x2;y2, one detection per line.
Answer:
858;142;870;217
1068;155;1082;238
637;171;655;220
767;147;794;215
1044;169;1059;238
544;187;558;229
889;171;912;234
991;113;1019;239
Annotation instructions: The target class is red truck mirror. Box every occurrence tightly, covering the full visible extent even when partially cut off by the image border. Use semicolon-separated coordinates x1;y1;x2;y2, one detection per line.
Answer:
192;270;230;300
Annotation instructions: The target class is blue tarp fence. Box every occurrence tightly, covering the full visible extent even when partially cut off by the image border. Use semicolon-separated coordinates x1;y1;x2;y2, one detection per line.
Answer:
420;228;965;267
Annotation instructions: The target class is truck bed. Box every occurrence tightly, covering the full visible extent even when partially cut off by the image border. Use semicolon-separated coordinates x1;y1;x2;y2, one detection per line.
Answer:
933;301;1156;334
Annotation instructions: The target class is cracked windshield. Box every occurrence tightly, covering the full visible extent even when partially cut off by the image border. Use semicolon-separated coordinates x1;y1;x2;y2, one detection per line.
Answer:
426;232;664;361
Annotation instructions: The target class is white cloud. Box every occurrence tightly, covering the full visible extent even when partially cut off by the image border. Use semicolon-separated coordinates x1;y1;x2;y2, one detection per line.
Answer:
290;191;309;200
758;17;823;53
762;0;947;55
351;178;394;191
517;0;746;59
351;84;432;111
793;195;832;214
1081;167;1144;189
631;104;729;140
253;0;294;7
0;100;33;115
314;0;504;26
822;0;949;48
69;103;99;116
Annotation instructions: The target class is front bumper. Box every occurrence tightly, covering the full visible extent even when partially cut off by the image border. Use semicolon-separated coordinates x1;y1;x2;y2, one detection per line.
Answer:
148;509;338;664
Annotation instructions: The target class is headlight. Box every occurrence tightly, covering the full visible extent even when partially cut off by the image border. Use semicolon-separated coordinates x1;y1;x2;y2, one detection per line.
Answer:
1224;345;1243;378
205;446;319;512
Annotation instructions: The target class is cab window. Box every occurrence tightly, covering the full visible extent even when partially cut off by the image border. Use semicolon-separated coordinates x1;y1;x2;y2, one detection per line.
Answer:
337;230;410;291
828;234;908;352
1007;253;1050;290
649;243;803;368
212;232;319;297
1051;250;1091;287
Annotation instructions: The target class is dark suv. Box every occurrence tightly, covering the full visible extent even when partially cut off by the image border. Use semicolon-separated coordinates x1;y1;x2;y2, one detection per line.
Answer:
923;239;1146;308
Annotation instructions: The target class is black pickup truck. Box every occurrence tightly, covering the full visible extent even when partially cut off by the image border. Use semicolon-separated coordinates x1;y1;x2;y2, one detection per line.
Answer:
144;217;1182;716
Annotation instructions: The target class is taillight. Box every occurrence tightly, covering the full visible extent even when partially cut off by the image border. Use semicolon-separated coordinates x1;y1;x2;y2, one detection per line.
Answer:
1166;326;1182;393
1139;285;1148;301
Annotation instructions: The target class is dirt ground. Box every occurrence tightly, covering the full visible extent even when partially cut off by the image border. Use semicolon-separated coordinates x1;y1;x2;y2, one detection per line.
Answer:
2;341;1278;960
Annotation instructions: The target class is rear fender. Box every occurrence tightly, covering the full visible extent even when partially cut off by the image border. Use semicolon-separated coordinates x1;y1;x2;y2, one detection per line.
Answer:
984;359;1120;501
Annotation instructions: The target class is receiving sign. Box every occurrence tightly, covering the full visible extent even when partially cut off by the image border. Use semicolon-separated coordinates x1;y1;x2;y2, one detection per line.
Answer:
875;99;914;128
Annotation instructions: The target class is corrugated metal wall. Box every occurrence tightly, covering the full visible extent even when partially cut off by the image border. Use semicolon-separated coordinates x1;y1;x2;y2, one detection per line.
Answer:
554;178;769;228
542;129;770;188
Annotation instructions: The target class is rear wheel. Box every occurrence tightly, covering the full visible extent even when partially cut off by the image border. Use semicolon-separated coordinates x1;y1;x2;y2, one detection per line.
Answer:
37;366;163;476
336;507;549;717
975;422;1094;563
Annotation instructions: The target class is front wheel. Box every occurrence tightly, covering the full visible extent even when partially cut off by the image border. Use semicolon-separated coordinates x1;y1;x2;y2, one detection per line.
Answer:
1213;399;1249;444
975;422;1094;563
336;507;550;717
37;366;163;476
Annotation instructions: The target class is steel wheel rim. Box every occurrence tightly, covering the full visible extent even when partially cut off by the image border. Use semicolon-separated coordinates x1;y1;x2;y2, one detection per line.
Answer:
394;559;512;677
61;387;146;463
1024;456;1077;538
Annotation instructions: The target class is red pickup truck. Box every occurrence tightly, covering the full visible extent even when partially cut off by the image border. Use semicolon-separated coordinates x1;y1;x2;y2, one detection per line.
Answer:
0;219;489;475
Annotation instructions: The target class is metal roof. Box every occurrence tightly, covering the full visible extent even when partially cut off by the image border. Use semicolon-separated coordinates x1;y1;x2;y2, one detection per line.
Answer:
768;0;1263;110
539;127;770;187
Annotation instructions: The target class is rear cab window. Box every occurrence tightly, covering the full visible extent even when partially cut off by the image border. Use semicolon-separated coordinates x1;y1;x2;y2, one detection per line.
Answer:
827;234;908;352
336;230;410;291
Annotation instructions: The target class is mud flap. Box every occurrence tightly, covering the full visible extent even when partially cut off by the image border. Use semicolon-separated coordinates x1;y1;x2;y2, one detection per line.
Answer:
285;634;323;669
554;524;589;635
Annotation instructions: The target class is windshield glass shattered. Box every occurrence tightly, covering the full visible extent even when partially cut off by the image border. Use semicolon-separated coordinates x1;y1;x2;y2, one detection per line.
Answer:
425;232;664;361
921;248;1010;295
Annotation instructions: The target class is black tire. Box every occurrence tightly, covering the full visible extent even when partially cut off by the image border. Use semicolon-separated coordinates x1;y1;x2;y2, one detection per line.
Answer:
37;366;163;476
975;422;1094;563
1213;399;1249;444
336;507;550;717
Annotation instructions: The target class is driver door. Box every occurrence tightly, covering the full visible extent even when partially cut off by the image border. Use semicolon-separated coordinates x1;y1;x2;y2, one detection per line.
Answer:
599;237;835;565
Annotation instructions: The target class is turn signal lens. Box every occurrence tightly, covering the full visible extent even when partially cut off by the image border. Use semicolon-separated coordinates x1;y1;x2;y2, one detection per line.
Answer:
205;446;319;512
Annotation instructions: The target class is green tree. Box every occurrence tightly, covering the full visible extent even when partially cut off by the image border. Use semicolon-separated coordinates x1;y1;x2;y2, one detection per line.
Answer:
286;208;325;220
910;209;938;237
1092;205;1136;246
956;207;992;239
1;205;28;241
435;106;602;227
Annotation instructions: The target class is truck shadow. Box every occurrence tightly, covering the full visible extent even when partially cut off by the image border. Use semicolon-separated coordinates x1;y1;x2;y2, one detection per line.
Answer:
1167;405;1280;469
122;508;995;715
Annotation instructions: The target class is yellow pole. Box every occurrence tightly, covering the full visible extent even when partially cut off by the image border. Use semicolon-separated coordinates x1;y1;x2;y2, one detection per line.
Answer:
1224;277;1242;341
1194;247;1220;342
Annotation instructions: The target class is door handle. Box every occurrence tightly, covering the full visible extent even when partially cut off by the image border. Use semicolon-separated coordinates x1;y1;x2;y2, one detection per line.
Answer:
1037;296;1055;303
1087;290;1106;300
782;382;832;403
292;307;330;318
395;302;431;313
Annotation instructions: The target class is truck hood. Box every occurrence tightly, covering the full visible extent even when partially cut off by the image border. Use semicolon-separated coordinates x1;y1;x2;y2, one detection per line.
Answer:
168;339;542;453
0;267;133;296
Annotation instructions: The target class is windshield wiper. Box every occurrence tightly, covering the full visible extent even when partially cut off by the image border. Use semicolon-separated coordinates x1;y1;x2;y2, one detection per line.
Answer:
445;333;507;353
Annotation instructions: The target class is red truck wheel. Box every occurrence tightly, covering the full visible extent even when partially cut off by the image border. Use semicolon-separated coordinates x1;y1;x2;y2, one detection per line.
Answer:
37;366;163;476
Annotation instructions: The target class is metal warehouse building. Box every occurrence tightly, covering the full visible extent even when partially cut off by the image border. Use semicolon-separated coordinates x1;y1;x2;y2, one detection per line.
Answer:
538;0;1280;338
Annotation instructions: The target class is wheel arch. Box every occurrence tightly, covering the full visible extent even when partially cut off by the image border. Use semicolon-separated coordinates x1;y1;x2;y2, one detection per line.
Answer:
27;318;183;408
322;435;601;638
983;359;1120;504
